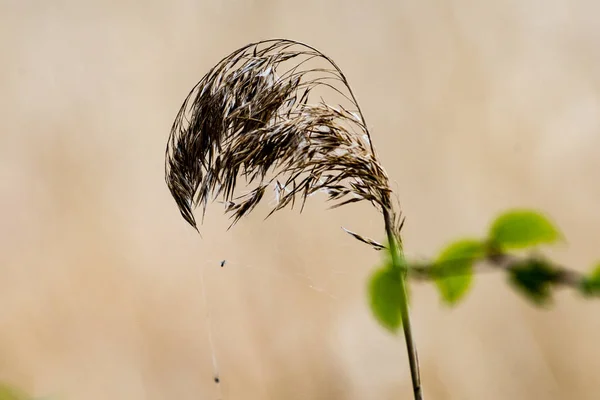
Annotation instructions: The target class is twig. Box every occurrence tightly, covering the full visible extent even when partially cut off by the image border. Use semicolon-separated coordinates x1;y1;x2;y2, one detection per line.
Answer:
407;253;589;293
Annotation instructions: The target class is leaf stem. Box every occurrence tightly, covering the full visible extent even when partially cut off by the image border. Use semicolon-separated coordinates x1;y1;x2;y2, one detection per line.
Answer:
383;207;423;400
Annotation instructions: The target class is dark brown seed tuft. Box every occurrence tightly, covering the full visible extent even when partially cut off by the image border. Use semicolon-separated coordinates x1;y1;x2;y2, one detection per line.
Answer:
165;39;401;242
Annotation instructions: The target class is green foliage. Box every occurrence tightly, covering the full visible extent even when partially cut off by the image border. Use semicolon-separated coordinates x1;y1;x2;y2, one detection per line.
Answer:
0;384;30;400
580;263;600;297
508;259;557;305
433;239;485;306
489;209;561;250
368;264;404;333
367;207;596;332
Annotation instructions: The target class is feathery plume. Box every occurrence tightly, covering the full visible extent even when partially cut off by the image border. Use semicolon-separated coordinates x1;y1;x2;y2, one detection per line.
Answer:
165;38;402;242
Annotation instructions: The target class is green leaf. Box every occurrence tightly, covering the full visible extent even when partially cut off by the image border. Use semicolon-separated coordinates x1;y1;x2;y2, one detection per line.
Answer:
580;263;600;297
508;259;557;305
368;265;403;333
489;209;561;250
434;239;485;306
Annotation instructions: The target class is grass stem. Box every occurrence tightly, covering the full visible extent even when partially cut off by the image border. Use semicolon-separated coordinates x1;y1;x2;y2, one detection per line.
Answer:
383;207;422;400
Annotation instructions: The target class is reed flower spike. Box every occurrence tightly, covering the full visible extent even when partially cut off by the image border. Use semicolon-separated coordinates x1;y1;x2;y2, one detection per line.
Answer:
165;39;403;243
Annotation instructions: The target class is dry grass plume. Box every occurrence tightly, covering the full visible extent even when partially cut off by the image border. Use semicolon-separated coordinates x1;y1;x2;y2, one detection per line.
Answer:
165;39;403;243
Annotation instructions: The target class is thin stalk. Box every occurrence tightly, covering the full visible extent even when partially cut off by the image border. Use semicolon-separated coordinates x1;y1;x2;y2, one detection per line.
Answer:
383;207;423;400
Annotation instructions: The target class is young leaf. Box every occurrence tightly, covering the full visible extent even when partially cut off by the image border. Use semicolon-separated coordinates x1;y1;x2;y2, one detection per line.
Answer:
368;265;403;333
489;209;561;250
580;263;600;297
434;239;485;306
508;259;557;305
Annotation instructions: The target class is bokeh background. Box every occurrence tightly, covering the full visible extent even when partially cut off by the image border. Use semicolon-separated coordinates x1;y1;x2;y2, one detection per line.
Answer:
2;1;600;399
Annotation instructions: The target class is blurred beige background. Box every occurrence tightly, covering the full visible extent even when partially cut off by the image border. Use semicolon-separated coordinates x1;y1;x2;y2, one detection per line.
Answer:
1;0;600;399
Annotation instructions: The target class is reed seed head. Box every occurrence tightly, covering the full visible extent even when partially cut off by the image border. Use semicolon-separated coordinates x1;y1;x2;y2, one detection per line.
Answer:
165;39;403;243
